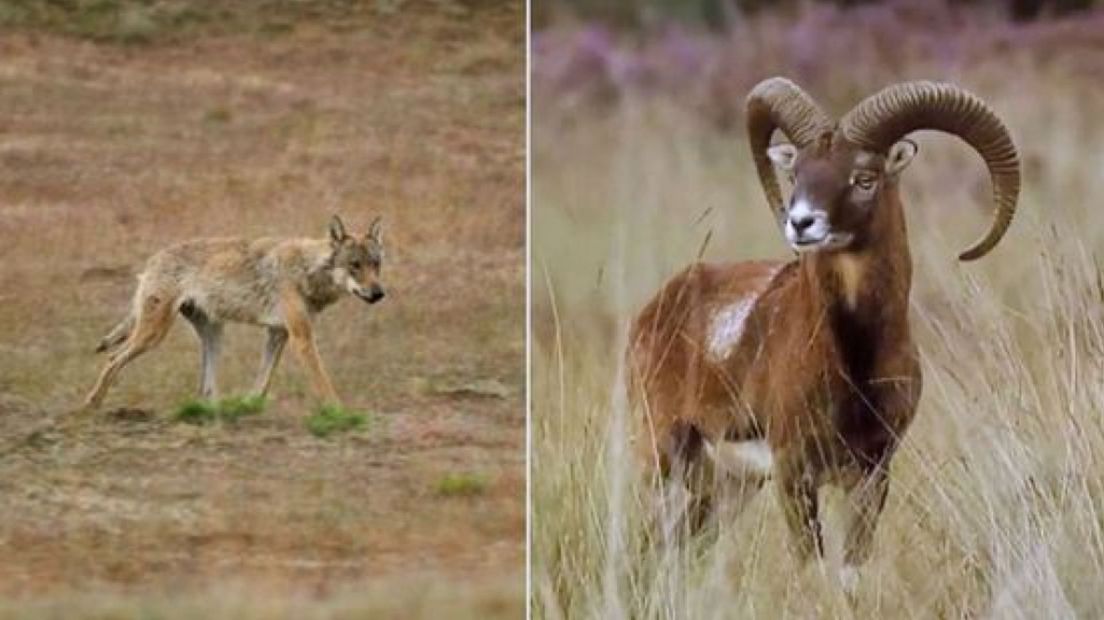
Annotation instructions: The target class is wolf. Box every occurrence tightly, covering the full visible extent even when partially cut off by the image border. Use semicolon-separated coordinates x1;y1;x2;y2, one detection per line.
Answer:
83;215;385;411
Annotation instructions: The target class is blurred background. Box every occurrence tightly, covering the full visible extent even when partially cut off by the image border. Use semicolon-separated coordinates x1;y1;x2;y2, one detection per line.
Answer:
0;1;523;618
534;0;1096;29
532;1;1104;618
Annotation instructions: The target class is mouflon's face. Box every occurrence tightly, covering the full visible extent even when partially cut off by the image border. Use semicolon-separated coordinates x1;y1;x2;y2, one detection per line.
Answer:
767;136;916;254
328;215;386;304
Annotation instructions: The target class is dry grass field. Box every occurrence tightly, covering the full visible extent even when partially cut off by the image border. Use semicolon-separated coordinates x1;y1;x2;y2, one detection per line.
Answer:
533;5;1104;618
0;2;524;617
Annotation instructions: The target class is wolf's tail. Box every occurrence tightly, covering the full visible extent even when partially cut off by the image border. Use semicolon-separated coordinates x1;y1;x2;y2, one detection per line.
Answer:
95;313;135;354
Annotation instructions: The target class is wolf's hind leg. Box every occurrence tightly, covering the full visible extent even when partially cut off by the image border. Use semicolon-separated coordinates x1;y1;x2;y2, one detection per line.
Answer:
95;314;135;354
252;327;288;397
182;304;223;400
83;291;178;409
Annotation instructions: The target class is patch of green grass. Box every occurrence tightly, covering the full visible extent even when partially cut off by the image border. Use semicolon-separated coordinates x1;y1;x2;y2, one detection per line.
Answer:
173;399;218;424
305;405;369;438
216;395;267;422
436;473;488;497
173;395;267;425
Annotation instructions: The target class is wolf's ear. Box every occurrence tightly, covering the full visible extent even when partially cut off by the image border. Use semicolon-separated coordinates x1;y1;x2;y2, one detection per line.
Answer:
329;215;348;245
367;216;383;244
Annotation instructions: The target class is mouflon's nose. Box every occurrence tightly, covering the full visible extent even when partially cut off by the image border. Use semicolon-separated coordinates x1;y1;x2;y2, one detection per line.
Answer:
789;214;816;234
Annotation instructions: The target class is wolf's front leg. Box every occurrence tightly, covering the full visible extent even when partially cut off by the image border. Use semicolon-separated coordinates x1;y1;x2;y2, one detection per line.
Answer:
288;328;341;406
281;288;342;407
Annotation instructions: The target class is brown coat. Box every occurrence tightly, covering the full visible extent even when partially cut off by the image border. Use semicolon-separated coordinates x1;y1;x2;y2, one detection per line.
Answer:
627;147;922;563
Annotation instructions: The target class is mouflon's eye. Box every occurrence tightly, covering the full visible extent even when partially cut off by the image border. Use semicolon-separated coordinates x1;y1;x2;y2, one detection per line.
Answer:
350;260;362;270
851;172;877;191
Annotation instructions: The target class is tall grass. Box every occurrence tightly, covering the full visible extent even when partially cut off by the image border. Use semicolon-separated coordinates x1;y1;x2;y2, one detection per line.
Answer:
532;8;1104;618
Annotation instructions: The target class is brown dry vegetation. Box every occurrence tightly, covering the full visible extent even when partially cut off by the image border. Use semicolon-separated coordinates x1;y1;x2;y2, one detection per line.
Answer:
533;6;1104;619
0;3;524;617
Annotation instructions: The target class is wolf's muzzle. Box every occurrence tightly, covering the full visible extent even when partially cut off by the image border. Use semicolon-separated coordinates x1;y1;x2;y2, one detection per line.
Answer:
359;284;385;304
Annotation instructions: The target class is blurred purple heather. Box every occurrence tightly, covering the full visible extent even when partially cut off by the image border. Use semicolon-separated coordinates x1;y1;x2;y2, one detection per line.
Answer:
533;1;1104;128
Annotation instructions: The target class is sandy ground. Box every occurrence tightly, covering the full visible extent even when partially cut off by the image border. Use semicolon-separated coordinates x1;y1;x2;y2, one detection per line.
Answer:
0;5;524;617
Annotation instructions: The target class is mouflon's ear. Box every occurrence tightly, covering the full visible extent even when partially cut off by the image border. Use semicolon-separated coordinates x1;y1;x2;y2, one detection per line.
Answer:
885;139;918;177
766;143;798;171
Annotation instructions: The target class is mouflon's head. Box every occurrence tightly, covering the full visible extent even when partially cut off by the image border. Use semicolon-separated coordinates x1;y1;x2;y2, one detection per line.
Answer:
746;77;1020;261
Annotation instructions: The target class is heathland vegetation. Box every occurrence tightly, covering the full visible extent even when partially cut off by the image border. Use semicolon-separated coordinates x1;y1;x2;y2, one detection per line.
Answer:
533;3;1104;617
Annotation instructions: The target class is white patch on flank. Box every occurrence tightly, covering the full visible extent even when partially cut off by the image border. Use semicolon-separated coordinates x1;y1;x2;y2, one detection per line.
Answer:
707;265;785;362
708;298;755;361
705;439;774;478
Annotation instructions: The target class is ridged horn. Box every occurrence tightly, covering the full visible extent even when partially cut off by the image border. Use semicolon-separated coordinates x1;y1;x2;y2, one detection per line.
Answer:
745;77;834;219
840;81;1020;261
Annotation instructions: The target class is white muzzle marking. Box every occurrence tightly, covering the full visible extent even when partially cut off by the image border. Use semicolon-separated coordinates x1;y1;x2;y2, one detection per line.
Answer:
785;199;852;252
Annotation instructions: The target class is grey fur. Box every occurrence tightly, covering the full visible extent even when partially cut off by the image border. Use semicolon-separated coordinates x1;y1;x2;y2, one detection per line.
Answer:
82;217;386;411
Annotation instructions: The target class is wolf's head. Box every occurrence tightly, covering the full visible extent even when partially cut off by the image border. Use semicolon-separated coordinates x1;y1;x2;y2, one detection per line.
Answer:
327;215;386;305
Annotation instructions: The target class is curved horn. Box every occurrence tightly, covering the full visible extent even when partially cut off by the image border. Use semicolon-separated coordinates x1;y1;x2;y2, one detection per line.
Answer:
840;81;1020;261
745;77;834;218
